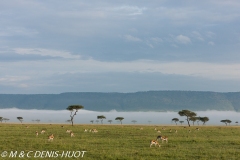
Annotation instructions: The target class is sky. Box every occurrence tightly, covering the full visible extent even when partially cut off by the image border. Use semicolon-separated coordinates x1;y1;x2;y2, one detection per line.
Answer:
0;0;240;94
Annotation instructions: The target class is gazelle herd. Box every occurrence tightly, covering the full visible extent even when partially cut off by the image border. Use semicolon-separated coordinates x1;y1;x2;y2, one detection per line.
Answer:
150;126;201;148
30;124;199;148
32;125;100;142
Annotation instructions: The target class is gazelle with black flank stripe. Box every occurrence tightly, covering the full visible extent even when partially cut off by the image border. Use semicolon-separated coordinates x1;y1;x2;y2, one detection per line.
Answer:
157;135;168;143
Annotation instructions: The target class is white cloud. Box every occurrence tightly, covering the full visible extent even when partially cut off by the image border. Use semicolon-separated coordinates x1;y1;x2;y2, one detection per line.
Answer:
150;37;163;43
14;48;81;59
206;31;215;38
2;53;240;81
124;35;142;42
175;35;191;44
0;75;30;88
111;6;147;16
0;75;29;82
0;27;38;37
146;42;154;48
192;31;204;41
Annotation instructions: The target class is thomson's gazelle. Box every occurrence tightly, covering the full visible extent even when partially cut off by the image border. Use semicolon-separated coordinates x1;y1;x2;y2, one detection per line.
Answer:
157;135;168;143
66;130;72;133
150;140;160;147
48;134;54;141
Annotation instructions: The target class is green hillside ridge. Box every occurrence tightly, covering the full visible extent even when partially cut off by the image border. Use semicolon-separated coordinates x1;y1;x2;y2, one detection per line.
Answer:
0;91;239;111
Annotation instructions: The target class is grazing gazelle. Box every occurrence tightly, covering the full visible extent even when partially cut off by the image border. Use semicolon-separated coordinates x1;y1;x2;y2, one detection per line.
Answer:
92;129;98;133
41;130;46;134
196;128;199;131
70;132;74;137
157;135;168;143
169;129;172;133
150;140;160;147
36;131;38;136
175;130;178;133
48;134;54;141
66;130;72;133
84;129;88;132
157;130;161;133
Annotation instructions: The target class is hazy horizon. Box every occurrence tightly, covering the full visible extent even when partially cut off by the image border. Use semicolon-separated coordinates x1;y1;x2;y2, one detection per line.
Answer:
0;108;238;125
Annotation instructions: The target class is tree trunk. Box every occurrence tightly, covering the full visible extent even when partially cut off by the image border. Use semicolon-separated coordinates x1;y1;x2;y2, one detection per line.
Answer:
187;118;190;127
71;117;74;126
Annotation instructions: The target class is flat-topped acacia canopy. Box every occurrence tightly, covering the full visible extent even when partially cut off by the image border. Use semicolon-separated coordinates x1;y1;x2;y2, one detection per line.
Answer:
66;104;84;126
66;105;84;110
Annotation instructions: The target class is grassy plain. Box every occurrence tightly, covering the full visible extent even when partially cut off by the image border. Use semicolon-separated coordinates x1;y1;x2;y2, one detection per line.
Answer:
0;123;239;160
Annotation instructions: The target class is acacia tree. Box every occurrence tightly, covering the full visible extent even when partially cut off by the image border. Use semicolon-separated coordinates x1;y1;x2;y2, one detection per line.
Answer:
0;117;3;123
132;120;137;124
200;117;209;125
235;121;238;125
17;117;23;123
66;104;84;126
221;119;231;126
172;118;179;125
2;118;9;123
227;120;232;125
189;117;198;126
196;117;201;125
179;121;184;125
115;117;124;125
108;120;112;124
178;110;197;127
97;115;106;124
90;120;94;124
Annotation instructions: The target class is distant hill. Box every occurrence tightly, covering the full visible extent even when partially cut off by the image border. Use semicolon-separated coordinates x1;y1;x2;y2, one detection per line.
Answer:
0;91;240;111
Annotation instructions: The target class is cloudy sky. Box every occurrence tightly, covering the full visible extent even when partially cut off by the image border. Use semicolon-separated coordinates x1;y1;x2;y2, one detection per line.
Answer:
1;0;240;94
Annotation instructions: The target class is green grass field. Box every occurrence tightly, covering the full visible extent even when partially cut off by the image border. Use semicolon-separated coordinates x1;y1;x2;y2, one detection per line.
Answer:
0;123;239;160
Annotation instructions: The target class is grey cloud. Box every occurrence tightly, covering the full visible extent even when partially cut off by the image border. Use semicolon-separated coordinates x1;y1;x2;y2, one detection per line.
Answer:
1;72;240;94
1;0;240;94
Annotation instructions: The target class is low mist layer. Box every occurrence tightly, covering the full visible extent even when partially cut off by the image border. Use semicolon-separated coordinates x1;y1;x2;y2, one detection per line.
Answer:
0;108;239;125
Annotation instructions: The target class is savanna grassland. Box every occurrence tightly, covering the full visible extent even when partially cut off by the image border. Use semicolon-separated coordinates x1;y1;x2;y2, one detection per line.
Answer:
0;123;239;160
